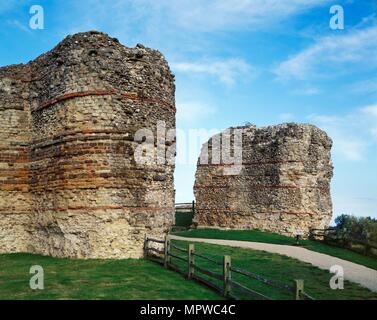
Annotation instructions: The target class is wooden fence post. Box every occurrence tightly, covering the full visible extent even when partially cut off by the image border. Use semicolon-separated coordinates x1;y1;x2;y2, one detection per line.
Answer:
188;244;195;279
365;242;370;256
143;235;148;259
223;255;231;297
164;235;171;268
294;279;304;300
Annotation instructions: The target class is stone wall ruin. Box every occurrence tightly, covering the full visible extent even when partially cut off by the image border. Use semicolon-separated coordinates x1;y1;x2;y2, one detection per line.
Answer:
0;31;176;259
193;123;333;237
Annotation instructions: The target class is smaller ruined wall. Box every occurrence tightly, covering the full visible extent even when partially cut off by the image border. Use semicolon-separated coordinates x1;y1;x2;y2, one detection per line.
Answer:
194;123;333;237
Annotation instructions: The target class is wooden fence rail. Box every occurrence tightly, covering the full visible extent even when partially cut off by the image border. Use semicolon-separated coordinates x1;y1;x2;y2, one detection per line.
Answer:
144;235;314;300
172;202;195;232
174;201;195;213
310;228;377;258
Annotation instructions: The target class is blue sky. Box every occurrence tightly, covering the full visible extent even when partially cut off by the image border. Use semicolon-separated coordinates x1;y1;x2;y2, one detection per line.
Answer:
1;0;376;220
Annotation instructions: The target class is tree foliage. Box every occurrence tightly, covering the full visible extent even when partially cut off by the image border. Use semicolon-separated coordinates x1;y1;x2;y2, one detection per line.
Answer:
334;214;377;243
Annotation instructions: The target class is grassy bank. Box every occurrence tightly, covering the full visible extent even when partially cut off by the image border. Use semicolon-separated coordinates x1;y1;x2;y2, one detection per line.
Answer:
0;253;221;300
174;212;194;228
173;229;377;270
170;240;377;300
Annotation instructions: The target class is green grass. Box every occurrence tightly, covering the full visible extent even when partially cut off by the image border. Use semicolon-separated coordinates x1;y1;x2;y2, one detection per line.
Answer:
174;212;193;228
170;240;377;300
173;229;377;271
0;253;222;300
2;244;376;300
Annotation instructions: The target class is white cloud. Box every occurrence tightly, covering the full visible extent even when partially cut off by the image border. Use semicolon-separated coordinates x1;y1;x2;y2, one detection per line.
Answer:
7;19;32;34
355;13;377;29
307;114;343;125
292;87;320;95
140;0;330;31
350;78;377;94
177;101;216;123
362;104;377;117
0;0;34;15
334;138;367;161
361;104;377;139
333;195;377;220
172;58;254;85
279;113;295;121
307;106;377;161
372;128;377;139
0;0;19;14
67;0;329;37
275;25;377;80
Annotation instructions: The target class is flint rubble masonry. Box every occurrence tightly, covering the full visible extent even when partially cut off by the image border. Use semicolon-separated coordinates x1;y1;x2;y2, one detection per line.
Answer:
193;124;333;237
0;31;176;259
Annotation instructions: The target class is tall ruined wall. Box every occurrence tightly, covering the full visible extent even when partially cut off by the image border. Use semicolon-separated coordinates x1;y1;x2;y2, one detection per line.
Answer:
0;65;32;253
194;123;333;237
0;31;176;259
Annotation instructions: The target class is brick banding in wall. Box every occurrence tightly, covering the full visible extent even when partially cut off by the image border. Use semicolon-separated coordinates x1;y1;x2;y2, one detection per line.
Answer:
194;184;329;190
33;90;174;112
31;129;134;147
194;123;333;237
30;129;164;151
0;31;176;259
197;160;322;167
196;208;316;216
0;210;31;215
55;206;174;212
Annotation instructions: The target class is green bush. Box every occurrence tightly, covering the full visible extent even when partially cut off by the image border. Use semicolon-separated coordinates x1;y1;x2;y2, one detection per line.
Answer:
174;212;193;228
334;214;377;243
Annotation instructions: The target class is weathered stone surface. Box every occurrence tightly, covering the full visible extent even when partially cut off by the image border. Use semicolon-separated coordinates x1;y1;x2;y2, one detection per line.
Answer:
0;31;176;258
193;123;333;237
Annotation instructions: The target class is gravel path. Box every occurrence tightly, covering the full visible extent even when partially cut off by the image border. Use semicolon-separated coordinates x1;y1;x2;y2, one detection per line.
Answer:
170;235;377;292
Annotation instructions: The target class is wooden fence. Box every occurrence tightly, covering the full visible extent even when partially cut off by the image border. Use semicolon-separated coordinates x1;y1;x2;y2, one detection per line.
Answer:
175;201;195;213
173;202;195;232
144;235;314;300
310;228;377;258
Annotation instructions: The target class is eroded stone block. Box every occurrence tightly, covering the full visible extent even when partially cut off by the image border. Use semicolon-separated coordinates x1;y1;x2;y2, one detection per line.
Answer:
194;123;333;237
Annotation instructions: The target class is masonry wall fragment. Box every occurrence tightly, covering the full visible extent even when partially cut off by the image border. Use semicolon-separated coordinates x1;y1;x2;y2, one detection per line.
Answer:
193;124;333;237
0;31;176;259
